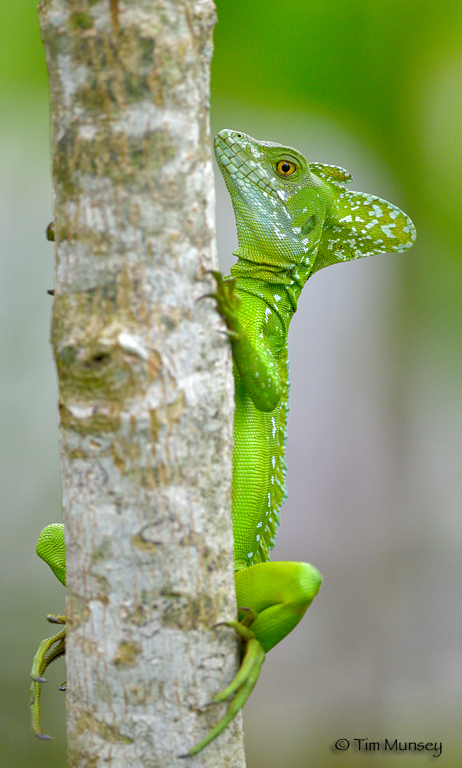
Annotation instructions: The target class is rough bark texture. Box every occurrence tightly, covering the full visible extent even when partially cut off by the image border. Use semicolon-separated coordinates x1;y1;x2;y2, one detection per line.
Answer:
37;1;245;766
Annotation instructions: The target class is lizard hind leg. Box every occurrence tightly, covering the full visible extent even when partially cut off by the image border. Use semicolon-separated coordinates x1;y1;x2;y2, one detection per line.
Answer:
30;615;66;739
181;560;321;757
180;620;265;758
235;560;323;653
36;523;66;587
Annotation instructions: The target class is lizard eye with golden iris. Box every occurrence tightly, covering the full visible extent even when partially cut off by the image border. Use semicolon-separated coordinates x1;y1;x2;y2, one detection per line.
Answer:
276;160;296;176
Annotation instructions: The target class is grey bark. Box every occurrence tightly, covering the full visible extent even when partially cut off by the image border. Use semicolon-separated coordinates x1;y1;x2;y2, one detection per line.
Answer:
37;1;245;766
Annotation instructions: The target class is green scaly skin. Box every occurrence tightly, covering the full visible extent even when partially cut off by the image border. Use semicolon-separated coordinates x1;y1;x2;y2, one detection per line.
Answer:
30;524;66;739
32;129;416;750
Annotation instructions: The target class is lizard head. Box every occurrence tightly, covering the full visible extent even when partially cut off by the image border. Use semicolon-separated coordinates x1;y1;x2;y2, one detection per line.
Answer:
214;130;332;272
215;130;416;278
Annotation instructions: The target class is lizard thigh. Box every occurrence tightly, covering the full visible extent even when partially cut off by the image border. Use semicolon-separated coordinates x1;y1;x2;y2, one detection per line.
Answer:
234;561;322;653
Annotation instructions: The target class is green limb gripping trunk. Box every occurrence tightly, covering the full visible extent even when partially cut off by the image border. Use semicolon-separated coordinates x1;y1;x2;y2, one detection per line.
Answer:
30;524;66;739
32;130;416;750
30;614;66;740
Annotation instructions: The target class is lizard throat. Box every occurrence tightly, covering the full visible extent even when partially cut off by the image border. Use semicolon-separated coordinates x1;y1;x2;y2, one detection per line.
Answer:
230;256;313;312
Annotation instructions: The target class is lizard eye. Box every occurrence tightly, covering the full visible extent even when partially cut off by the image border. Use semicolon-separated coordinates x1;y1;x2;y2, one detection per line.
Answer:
276;160;296;176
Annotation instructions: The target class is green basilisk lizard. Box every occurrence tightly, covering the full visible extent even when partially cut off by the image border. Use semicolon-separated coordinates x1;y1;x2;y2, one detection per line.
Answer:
30;130;416;753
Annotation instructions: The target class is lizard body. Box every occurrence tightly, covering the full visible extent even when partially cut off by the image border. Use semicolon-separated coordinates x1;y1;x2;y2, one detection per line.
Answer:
31;129;416;752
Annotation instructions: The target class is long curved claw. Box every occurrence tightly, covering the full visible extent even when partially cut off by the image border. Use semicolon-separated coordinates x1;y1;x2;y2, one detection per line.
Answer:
179;621;265;758
30;619;66;739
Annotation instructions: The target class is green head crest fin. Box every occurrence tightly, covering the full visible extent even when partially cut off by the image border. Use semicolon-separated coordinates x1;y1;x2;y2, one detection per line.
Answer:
310;163;352;184
312;187;417;273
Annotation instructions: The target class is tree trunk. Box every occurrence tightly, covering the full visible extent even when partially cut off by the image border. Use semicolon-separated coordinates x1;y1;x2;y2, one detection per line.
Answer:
37;1;245;765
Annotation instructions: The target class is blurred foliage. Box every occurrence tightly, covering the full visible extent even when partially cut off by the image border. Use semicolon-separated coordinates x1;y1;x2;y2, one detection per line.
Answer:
212;0;460;160
0;0;48;90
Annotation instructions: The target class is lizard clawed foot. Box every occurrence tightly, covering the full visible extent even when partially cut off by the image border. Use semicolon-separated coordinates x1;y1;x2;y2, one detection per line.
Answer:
179;616;265;757
30;615;66;739
199;271;242;340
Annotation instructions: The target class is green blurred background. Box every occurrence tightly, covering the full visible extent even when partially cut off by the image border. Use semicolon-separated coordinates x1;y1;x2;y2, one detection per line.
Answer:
1;1;461;766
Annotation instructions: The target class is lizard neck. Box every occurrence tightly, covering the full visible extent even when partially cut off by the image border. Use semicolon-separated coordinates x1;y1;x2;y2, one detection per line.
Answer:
229;249;313;313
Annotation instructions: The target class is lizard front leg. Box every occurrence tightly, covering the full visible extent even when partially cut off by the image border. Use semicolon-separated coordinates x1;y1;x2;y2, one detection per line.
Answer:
206;270;283;412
